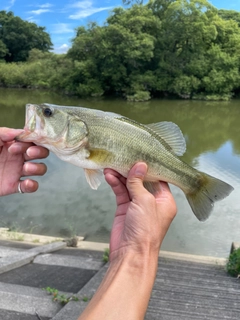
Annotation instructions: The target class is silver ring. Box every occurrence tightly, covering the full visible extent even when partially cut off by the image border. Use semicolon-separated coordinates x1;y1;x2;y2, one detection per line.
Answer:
18;182;24;194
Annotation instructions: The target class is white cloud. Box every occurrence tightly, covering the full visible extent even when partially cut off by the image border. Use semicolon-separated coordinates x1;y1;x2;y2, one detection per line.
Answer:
5;0;15;11
54;44;70;54
29;9;51;15
38;3;53;8
70;1;93;9
26;16;39;24
51;23;74;34
68;1;112;19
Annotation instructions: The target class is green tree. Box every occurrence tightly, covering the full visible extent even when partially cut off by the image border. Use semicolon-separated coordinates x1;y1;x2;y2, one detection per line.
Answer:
0;11;52;62
68;5;160;99
218;9;240;27
0;39;8;59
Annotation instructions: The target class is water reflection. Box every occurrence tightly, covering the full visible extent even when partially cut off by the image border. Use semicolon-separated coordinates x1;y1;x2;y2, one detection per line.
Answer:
0;88;239;257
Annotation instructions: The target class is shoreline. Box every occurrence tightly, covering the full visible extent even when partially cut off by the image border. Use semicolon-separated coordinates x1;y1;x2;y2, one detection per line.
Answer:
0;227;236;266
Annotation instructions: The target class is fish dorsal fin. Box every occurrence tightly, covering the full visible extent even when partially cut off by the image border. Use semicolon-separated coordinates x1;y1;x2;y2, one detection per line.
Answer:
146;121;186;156
84;169;102;190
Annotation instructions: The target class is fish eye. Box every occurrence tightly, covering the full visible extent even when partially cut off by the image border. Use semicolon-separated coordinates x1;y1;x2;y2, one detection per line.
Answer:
43;107;53;117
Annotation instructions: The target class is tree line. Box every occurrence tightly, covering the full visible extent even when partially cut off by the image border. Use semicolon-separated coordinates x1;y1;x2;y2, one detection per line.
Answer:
1;0;240;101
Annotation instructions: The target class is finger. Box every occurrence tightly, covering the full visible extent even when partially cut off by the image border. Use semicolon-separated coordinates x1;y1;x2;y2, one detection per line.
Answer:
126;162;148;199
22;162;47;177
8;144;50;161
0;128;24;143
8;141;33;155
155;182;174;202
26;146;49;160
17;179;39;194
104;172;130;205
155;182;177;220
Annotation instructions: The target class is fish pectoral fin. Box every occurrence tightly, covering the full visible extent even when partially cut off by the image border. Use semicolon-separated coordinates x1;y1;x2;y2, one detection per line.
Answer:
143;181;161;194
84;169;102;190
146;121;186;156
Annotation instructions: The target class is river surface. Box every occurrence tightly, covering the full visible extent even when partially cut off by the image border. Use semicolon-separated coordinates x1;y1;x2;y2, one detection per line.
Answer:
0;88;239;257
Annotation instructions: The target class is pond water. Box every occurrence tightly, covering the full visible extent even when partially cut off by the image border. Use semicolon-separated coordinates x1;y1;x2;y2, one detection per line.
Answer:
0;88;240;257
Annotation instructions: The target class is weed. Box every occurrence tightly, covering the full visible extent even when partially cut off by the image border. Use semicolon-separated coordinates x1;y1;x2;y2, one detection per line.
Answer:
226;248;240;278
102;248;110;263
43;287;79;305
82;296;89;302
15;234;25;241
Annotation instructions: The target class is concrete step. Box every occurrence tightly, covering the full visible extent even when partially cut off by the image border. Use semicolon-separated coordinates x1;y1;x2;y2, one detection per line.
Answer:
0;282;70;318
34;253;104;270
0;246;25;257
52;257;240;320
52;264;108;320
0;242;66;274
0;309;50;320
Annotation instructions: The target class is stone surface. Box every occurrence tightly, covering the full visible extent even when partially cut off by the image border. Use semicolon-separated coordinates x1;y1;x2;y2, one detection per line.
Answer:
0;239;239;320
52;265;108;320
0;309;50;320
53;258;240;320
0;246;25;257
0;282;64;317
34;253;104;270
0;263;98;293
0;242;67;274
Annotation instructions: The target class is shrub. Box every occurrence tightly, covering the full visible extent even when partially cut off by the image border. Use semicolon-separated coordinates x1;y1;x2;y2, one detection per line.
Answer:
226;248;240;277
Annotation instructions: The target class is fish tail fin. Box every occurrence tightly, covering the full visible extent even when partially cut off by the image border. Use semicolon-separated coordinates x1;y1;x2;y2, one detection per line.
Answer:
186;173;234;221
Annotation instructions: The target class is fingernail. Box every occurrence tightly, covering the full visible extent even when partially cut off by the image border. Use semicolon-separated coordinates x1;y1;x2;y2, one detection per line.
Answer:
26;147;40;157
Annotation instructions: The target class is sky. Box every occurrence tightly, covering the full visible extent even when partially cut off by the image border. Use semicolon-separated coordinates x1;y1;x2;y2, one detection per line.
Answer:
1;0;240;54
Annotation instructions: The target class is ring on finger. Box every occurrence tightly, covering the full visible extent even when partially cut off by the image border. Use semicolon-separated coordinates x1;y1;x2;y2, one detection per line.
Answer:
18;182;24;194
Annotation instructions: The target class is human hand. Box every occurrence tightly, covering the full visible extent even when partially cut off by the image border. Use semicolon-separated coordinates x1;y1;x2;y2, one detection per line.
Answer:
0;127;49;196
104;163;177;262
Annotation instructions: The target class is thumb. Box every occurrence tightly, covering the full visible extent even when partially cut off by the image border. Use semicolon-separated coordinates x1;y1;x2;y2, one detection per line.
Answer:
127;162;148;199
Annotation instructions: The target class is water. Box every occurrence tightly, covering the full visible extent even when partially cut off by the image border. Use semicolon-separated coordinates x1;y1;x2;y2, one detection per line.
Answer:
0;88;239;257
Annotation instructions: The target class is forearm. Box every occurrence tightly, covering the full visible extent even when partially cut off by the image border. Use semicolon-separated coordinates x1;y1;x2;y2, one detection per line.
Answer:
78;249;159;320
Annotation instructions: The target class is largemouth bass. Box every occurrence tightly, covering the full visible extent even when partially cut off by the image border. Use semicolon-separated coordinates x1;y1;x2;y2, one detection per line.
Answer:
17;103;234;221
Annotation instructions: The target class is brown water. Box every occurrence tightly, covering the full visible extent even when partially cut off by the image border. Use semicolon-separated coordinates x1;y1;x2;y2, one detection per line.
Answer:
0;88;239;257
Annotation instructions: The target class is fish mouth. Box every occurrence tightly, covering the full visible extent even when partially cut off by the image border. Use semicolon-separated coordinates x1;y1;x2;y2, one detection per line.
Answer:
16;104;42;141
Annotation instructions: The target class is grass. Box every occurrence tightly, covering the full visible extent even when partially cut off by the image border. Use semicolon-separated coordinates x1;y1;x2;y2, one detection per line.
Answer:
82;296;90;302
226;248;240;278
43;287;79;305
102;248;110;263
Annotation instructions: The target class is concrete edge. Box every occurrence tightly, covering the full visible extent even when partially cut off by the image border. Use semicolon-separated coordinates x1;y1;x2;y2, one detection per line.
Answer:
0;228;84;245
77;241;228;265
159;250;227;265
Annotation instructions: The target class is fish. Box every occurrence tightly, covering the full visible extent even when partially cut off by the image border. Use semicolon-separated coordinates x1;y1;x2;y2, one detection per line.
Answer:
16;103;234;221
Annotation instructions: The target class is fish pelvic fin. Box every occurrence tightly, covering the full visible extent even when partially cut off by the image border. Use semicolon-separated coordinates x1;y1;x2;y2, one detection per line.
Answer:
84;169;102;189
186;173;234;221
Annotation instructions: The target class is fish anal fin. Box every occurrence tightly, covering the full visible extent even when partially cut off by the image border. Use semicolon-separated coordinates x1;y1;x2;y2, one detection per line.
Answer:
146;121;186;156
143;181;161;194
84;169;102;190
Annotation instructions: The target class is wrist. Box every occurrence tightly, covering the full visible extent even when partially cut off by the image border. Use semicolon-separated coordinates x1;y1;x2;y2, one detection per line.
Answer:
109;246;159;275
79;249;159;320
